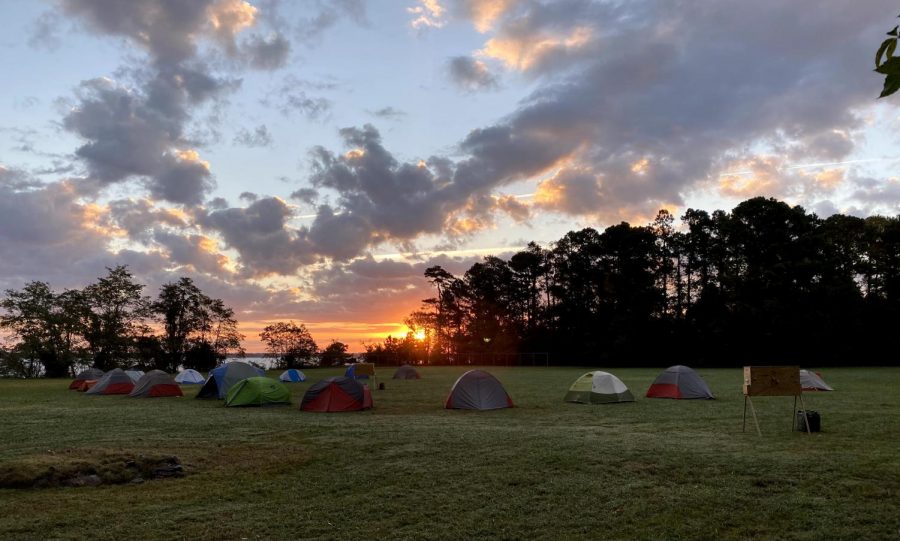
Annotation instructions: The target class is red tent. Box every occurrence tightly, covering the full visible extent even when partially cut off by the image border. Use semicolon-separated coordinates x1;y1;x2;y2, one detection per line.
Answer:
69;368;104;389
300;377;373;412
85;368;135;395
129;370;183;398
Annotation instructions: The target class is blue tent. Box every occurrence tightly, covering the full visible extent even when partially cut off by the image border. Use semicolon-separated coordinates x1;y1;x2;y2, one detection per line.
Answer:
279;369;306;382
196;361;265;399
344;364;370;380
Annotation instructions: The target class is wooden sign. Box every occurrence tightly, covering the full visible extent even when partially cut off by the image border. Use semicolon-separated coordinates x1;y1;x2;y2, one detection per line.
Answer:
743;366;800;396
353;363;376;377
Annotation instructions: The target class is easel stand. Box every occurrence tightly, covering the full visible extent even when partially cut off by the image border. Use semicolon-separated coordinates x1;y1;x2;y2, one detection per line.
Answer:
742;394;811;435
741;366;811;436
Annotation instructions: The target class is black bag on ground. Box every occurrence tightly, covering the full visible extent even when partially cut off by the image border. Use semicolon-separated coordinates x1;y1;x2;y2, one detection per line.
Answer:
796;410;821;432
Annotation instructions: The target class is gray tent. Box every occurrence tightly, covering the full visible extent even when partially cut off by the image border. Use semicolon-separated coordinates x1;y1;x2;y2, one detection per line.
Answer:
444;370;513;410
196;361;265;399
125;370;145;383
86;368;135;395
646;365;714;399
129;370;183;397
393;365;421;380
69;367;104;389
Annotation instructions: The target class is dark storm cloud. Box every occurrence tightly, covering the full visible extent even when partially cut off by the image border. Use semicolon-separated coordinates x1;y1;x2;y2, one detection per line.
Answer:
447;56;499;91
201;196;317;276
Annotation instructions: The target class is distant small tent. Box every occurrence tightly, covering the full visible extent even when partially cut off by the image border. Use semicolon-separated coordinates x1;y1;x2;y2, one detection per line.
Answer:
129;370;183;398
300;377;372;412
345;363;375;380
646;365;714;399
445;370;514;410
86;368;135;395
125;370;145;383
565;371;634;404
800;369;834;392
196;362;265;399
175;369;205;384
69;368;104;390
392;365;421;380
279;369;306;383
225;377;291;407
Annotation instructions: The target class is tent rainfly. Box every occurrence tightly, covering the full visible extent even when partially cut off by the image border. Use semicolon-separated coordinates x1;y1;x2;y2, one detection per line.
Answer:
646;365;714;399
196;362;265;399
392;365;421;380
300;377;373;412
225;377;291;407
444;370;514;410
86;368;135;395
129;370;183;398
125;370;145;383
69;368;104;390
564;371;634;404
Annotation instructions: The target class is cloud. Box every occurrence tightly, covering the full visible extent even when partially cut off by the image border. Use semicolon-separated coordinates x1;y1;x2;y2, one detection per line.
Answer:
240;31;290;70
408;0;446;30
447;56;499;91
201;196;317;276
368;106;407;120
233;124;273;147
295;0;368;45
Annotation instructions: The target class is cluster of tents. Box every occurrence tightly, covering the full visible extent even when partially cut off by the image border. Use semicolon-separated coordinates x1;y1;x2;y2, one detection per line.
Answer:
67;362;834;412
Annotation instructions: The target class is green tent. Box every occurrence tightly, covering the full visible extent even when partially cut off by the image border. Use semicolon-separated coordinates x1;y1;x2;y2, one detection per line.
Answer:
225;377;291;407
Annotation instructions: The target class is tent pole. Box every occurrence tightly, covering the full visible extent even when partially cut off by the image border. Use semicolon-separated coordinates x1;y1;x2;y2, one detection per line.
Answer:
742;396;748;433
747;396;762;436
798;394;812;434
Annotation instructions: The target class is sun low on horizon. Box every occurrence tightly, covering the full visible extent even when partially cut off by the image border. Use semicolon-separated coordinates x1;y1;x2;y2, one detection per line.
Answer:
2;0;900;351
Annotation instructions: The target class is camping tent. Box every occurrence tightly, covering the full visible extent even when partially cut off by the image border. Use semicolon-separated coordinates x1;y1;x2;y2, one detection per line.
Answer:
225;377;291;407
279;369;306;382
444;370;514;410
69;368;104;390
564;371;634;404
175;369;205;384
129;370;183;398
345;363;375;379
77;380;99;392
392;365;421;380
85;368;135;395
646;365;714;399
125;370;145;383
800;369;834;391
300;377;372;412
196;361;265;399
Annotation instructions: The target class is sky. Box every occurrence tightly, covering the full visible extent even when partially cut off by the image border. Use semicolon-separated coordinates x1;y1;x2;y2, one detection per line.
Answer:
1;0;900;352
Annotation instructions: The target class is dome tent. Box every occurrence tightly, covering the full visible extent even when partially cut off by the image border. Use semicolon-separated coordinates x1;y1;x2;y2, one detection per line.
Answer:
129;370;183;398
225;377;291;407
800;369;834;391
125;370;145;383
564;371;634;404
85;368;135;395
196;361;265;399
175;369;205;384
279;369;306;382
392;365;421;380
646;365;714;399
69;367;104;390
300;377;372;412
445;370;513;410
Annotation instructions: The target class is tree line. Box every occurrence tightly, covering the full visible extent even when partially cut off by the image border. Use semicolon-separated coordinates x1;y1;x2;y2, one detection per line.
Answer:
0;266;243;377
385;197;900;367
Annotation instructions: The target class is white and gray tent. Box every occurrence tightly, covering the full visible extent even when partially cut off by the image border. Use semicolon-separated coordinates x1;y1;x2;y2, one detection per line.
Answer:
444;370;513;410
393;365;421;380
175;369;205;384
800;369;834;391
646;365;714;399
125;370;145;383
565;371;634;404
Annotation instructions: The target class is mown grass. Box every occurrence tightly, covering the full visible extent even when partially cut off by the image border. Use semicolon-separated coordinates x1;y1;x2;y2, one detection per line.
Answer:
0;366;898;540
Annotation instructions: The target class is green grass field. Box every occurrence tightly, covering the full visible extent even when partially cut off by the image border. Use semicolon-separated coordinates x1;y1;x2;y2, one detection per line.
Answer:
0;366;898;540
